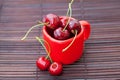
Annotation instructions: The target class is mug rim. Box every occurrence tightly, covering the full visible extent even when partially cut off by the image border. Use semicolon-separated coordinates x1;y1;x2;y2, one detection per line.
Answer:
43;25;84;43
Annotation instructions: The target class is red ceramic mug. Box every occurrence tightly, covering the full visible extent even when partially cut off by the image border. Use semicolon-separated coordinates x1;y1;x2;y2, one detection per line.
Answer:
43;16;90;64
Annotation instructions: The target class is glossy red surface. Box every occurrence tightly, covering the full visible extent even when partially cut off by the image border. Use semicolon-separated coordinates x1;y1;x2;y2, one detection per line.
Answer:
36;57;51;70
49;62;63;76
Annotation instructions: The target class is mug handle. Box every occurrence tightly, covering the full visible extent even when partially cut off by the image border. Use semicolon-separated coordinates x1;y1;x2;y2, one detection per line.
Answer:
79;20;91;41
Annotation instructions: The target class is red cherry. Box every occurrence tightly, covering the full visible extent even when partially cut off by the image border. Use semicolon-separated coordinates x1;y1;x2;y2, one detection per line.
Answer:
49;62;63;76
68;19;81;34
60;17;69;27
36;56;50;71
43;14;60;29
54;27;70;40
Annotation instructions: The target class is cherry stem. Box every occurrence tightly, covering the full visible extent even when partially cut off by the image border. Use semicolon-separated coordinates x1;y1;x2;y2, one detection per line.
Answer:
63;0;74;31
62;30;77;52
66;0;74;17
21;23;45;40
37;21;48;26
45;55;49;60
35;37;53;63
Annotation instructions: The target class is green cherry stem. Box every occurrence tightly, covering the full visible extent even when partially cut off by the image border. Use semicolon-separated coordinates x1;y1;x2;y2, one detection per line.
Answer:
35;37;53;63
37;21;48;26
63;0;74;31
62;30;77;52
66;0;74;17
21;23;45;40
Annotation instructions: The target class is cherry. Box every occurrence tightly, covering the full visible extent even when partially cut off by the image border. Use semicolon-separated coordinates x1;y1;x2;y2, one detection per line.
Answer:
49;62;63;76
60;17;69;27
68;19;81;34
43;14;60;29
53;27;70;40
36;56;51;71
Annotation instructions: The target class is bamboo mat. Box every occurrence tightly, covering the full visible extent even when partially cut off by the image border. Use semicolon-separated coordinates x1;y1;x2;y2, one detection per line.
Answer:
0;0;120;80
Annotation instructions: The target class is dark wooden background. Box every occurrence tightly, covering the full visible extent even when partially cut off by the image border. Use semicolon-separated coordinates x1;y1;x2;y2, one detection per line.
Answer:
0;0;120;80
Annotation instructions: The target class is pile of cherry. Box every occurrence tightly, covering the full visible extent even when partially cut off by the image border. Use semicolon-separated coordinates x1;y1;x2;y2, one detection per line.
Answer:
42;14;81;40
36;13;81;76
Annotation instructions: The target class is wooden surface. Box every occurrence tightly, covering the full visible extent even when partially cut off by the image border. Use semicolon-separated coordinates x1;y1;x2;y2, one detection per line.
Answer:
0;0;120;80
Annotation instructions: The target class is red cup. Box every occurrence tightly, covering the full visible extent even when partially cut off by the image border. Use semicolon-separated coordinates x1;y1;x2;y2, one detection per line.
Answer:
43;16;90;64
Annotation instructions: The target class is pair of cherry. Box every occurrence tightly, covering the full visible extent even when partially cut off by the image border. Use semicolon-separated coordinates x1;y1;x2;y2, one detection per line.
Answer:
42;14;81;40
35;37;62;76
36;56;62;76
